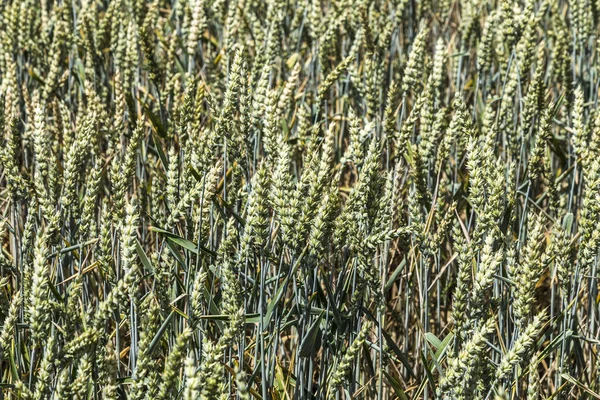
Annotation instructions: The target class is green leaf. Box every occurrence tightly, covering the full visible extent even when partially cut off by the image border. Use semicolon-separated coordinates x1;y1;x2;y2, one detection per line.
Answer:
418;352;436;397
286;52;300;69
319;274;343;328
561;373;600;399
539;329;572;361
150;129;169;171
141;99;167;139
425;332;442;349
150;226;216;257
385;259;406;294
381;329;416;380
135;239;154;274
148;311;174;355
299;312;324;358
166;236;198;254
165;241;187;270
213;195;246;226
150;226;199;254
434;332;454;362
562;213;574;231
202;313;260;322
265;281;289;326
383;371;409;400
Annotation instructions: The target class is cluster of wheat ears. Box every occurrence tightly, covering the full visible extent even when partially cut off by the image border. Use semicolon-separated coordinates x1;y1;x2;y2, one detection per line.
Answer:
1;0;600;398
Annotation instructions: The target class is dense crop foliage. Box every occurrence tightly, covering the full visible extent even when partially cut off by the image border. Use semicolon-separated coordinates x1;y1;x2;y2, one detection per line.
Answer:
1;0;600;398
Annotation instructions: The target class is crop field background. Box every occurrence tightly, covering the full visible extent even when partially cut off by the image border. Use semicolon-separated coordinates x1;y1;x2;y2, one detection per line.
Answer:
1;0;600;398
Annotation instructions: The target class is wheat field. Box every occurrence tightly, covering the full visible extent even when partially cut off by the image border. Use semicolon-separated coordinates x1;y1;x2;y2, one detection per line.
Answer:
0;0;599;398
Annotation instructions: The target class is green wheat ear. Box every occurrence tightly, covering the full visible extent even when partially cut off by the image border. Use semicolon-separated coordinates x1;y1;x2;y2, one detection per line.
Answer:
1;0;599;398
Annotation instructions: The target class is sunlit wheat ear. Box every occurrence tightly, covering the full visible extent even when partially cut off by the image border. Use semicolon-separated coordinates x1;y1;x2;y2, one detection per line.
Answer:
417;81;436;161
528;102;554;182
79;163;102;240
402;24;429;93
28;232;51;345
496;312;546;381
577;158;600;277
572;86;588;160
71;354;92;399
450;218;472;348
130;299;162;400
271;134;296;245
240;161;270;257
33;335;56;399
515;8;540;76
513;214;545;328
157;328;192;400
198;339;226;399
60;111;97;212
0;291;20;357
218;260;245;347
166;146;180;209
13;380;33;399
432;38;447;102
477;11;497;73
120;200;140;294
548;217;574;297
98;340;119;400
2;0;600;397
438;318;495;398
328;321;371;394
520;48;546;139
317;53;355;105
62;328;101;365
494;388;510;400
527;352;540;400
111;122;145;222
468;234;502;325
234;364;251;400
